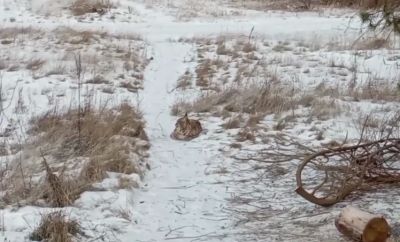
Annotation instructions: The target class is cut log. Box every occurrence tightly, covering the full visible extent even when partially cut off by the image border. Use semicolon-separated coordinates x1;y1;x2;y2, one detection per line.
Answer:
335;206;391;242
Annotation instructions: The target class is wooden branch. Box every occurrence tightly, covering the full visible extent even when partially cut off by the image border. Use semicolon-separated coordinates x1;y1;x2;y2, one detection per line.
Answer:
295;139;400;206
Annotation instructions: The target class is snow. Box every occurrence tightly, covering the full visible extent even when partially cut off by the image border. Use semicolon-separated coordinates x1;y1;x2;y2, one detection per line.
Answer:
0;0;399;241
126;41;233;241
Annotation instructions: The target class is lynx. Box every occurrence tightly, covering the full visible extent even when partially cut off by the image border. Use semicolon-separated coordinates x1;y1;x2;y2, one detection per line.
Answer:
171;113;202;140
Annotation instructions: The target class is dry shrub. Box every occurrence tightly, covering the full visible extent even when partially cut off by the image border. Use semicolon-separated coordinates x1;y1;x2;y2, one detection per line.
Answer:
45;64;67;76
355;113;400;141
216;39;233;55
119;81;139;92
40;157;88;207
242;42;257;53
323;0;391;8
54;27;106;45
176;70;193;89
222;115;243;129
355;38;389;50
2;103;148;206
349;78;400;102
81;144;140;182
310;97;343;120
86;75;109;84
26;59;46;71
170;100;192;116
70;0;113;16
245;114;264;127
30;103;146;157
3;157;87;207
0;27;39;40
171;81;298;118
274;115;297;130
272;41;293;52
30;211;81;242
195;59;215;87
118;176;139;189
236;128;256;142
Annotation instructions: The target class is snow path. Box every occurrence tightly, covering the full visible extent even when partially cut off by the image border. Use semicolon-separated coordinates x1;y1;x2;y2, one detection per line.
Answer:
126;41;232;241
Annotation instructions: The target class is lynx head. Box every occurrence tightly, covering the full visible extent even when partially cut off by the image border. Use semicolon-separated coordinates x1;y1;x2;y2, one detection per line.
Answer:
176;112;190;128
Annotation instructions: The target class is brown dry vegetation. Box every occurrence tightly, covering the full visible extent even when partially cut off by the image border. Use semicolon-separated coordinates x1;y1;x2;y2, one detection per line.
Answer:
30;211;81;242
173;35;400;140
226;0;396;11
70;0;114;16
181;82;298;116
0;27;40;40
54;27;107;45
1;103;149;207
348;78;400;102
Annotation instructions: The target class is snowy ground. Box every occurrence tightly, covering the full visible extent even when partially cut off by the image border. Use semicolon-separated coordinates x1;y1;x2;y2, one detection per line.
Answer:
0;0;400;241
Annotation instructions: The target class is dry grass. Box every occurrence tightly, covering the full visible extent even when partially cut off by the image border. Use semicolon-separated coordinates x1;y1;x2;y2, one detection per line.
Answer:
54;27;107;45
118;176;139;189
70;0;114;16
30;211;81;242
348;78;400;102
29;103;146;154
86;75;110;84
222;115;243;129
176;70;193;90
26;58;46;71
324;0;392;8
119;81;140;92
272;42;293;52
242;42;257;53
231;0;396;10
0;27;39;40
245;114;264;127
45;64;67;76
355;38;390;50
236;128;256;142
172;81;298;117
1;103;149;206
195;59;215;88
226;0;306;11
309;97;343;120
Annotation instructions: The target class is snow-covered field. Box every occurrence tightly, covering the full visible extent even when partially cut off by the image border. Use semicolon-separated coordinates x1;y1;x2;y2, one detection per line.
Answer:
0;0;400;241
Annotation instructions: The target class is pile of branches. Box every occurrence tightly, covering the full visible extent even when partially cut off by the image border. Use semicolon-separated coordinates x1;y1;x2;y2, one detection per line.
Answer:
360;1;400;35
296;137;400;206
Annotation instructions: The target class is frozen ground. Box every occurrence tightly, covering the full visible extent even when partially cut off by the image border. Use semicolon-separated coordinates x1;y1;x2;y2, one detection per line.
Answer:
0;0;399;241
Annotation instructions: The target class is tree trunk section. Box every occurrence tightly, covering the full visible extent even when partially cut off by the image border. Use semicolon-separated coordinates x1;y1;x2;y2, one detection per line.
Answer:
335;206;391;242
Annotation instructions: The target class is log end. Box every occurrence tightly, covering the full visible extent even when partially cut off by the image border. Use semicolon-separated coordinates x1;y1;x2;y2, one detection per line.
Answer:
363;217;391;242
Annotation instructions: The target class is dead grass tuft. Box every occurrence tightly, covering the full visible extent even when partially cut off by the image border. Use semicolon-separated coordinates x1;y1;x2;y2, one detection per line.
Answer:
70;0;114;16
176;70;193;90
222;115;243;129
195;59;215;88
118;176;139;189
355;38;390;50
30;211;81;242
242;42;257;53
0;27;39;40
172;81;298;118
54;27;106;45
2;103;148;206
26;59;46;71
348;78;400;102
236;128;256;142
310;97;343;120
